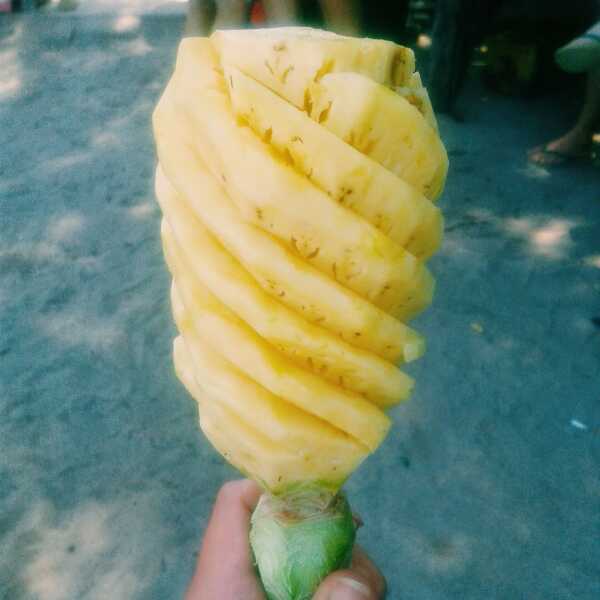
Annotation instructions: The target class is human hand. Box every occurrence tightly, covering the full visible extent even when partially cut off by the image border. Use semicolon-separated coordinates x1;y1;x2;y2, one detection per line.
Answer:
185;479;386;600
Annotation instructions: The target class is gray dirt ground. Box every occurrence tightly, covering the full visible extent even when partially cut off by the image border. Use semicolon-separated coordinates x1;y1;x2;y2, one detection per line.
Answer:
1;13;599;600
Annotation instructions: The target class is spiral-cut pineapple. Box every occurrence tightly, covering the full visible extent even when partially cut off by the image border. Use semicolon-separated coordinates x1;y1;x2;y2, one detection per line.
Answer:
153;30;447;495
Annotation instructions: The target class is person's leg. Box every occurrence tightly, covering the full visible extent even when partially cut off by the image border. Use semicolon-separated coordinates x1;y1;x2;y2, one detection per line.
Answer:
319;0;361;35
529;67;600;165
185;0;216;36
428;0;468;115
262;0;299;25
213;0;247;29
575;66;600;132
185;0;246;36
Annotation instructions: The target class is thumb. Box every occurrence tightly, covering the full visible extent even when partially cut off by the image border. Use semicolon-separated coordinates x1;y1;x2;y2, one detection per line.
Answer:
313;546;386;600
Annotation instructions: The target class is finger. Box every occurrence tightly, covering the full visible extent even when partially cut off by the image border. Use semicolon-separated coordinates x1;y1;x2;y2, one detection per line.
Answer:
186;479;264;600
201;479;261;566
313;545;386;600
349;546;385;594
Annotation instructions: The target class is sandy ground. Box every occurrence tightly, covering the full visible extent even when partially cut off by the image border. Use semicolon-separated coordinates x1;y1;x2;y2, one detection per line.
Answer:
1;13;599;600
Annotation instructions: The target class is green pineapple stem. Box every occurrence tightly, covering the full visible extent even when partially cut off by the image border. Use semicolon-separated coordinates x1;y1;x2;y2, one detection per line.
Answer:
250;487;355;600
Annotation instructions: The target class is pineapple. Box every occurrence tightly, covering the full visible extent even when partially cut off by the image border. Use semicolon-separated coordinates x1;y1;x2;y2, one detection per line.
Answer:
307;72;449;200
210;31;447;200
211;27;416;109
398;71;439;132
162;49;435;319
165;230;390;451
159;203;415;406
225;64;442;258
171;312;368;493
174;337;365;493
153;118;425;364
152;28;448;600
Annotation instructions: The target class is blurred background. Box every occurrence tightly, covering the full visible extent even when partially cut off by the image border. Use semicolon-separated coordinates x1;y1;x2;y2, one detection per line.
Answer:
1;2;599;599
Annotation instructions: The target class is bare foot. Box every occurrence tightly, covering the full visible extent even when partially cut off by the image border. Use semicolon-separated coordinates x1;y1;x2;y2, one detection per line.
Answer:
528;128;591;166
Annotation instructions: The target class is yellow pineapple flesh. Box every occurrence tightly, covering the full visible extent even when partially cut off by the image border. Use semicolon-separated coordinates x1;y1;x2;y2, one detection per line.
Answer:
225;65;442;259
153;102;425;363
307;72;449;200
166;238;390;451
211;27;416;109
152;30;448;494
163;48;435;319
173;336;366;492
160;209;415;407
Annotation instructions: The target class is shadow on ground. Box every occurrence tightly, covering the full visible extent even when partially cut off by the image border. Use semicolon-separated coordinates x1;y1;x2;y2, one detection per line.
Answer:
0;14;599;600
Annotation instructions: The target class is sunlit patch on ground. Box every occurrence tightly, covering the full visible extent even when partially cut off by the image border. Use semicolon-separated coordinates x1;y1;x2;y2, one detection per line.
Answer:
449;210;582;262
439;236;468;257
0;74;22;100
583;254;600;268
38;309;123;350
103;99;155;134
128;201;157;219
500;216;581;259
529;220;575;258
0;493;165;600
123;37;153;57
46;213;86;244
44;152;91;173
113;14;141;32
24;502;113;600
517;163;551;180
91;129;122;148
76;255;103;270
79;50;120;73
1;19;23;43
0;240;61;266
0;213;91;271
0;48;23;101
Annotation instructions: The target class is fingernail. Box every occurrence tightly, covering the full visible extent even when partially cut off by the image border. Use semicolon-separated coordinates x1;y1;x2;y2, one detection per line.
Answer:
327;576;372;599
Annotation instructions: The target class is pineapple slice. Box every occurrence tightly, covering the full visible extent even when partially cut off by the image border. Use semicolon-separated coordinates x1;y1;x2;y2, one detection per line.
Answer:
154;160;423;365
171;291;368;456
397;72;438;132
307;72;449;200
164;45;434;318
175;37;226;92
211;27;415;110
154;29;447;496
225;65;442;259
173;336;367;492
165;234;390;451
154;88;432;329
161;213;415;406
